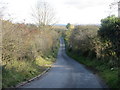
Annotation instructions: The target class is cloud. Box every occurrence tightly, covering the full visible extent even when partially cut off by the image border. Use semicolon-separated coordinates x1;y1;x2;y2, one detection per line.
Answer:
63;0;112;10
3;0;117;24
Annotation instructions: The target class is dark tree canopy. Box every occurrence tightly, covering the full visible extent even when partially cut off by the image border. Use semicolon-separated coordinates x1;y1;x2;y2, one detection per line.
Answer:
98;15;120;57
66;23;71;29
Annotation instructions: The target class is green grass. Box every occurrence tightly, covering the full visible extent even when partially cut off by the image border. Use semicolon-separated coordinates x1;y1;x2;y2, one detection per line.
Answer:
67;51;119;88
2;55;55;88
2;46;59;88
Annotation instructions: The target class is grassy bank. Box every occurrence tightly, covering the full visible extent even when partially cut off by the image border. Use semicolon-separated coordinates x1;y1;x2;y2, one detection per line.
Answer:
2;47;59;88
2;57;55;87
66;51;119;88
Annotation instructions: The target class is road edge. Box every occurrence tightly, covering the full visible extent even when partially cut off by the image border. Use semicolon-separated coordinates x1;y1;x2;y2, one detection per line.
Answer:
66;51;109;88
11;66;52;88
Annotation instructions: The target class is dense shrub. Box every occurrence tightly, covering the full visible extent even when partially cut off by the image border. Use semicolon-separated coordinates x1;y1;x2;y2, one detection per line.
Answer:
2;19;60;87
65;16;120;67
65;25;99;58
2;20;59;63
98;16;120;66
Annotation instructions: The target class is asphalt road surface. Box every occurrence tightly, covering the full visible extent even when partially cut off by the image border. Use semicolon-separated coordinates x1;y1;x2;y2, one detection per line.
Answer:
21;37;106;88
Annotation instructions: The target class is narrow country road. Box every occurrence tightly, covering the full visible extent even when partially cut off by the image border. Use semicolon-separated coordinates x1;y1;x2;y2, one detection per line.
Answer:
20;37;106;88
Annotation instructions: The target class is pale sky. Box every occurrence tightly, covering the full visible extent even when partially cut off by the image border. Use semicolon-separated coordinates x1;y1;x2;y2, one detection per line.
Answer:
2;0;119;24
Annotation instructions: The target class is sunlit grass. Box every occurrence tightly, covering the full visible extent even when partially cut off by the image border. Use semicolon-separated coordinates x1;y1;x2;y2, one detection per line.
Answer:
2;55;56;88
2;44;59;88
35;56;54;67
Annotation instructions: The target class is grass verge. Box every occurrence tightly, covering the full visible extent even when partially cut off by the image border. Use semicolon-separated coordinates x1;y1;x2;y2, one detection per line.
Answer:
2;44;59;88
2;55;55;88
66;51;119;88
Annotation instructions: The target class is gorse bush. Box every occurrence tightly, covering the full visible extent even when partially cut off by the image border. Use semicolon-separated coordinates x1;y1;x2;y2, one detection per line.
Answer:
98;15;120;67
2;19;60;87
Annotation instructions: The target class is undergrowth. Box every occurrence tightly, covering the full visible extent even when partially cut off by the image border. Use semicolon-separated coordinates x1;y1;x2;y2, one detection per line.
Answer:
67;51;119;88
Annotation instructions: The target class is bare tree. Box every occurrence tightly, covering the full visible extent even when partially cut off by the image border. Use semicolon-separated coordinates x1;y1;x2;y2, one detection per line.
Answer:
118;1;120;17
31;2;56;30
109;0;120;17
